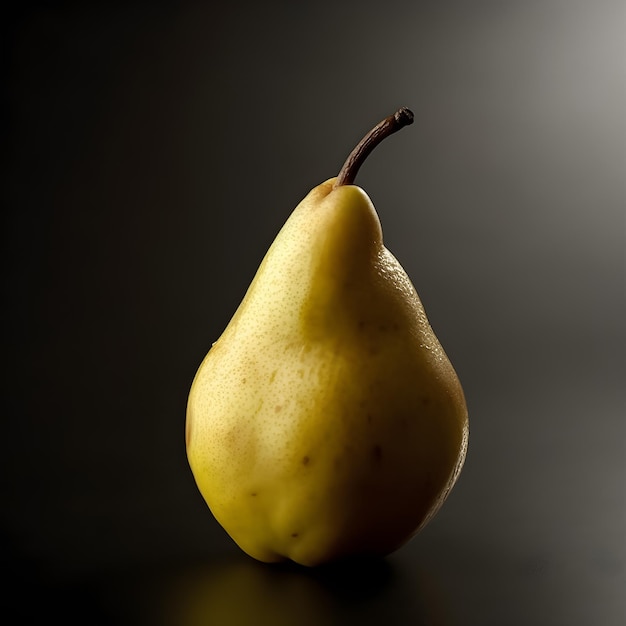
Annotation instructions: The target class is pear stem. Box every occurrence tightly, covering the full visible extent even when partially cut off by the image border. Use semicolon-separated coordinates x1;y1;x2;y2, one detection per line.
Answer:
333;107;414;188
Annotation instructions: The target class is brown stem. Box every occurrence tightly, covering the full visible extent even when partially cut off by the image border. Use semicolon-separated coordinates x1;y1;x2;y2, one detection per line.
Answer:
333;107;414;188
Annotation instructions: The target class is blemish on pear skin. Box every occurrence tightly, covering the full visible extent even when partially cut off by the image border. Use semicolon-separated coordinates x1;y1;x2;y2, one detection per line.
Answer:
275;405;282;413
250;492;258;497
302;455;310;466
372;445;383;463
291;532;299;538
269;370;277;383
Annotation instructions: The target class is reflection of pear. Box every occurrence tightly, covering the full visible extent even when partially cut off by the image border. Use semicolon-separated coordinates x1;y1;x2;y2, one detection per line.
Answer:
156;558;333;626
186;108;469;566
136;556;447;626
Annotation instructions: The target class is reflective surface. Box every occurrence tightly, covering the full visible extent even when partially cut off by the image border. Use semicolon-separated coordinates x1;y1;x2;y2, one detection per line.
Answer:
4;1;625;624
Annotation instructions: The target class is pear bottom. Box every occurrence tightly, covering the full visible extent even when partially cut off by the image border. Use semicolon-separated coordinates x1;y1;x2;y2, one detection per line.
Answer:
187;339;468;567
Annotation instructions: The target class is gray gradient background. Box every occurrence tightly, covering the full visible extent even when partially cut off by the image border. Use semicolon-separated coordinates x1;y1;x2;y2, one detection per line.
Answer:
3;1;625;624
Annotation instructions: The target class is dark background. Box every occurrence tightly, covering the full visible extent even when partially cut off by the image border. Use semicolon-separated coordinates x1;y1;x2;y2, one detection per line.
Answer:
3;1;625;624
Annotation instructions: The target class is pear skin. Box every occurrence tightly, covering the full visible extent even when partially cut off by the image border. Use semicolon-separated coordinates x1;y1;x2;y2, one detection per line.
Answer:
186;110;468;567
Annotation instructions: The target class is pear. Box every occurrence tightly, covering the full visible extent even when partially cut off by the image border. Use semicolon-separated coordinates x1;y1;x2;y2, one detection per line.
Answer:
186;108;468;567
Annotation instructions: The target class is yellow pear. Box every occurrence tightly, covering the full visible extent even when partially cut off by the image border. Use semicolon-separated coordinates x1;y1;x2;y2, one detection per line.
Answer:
186;108;468;567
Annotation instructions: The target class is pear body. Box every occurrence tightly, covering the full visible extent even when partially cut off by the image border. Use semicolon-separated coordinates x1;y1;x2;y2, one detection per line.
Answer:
186;179;468;567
